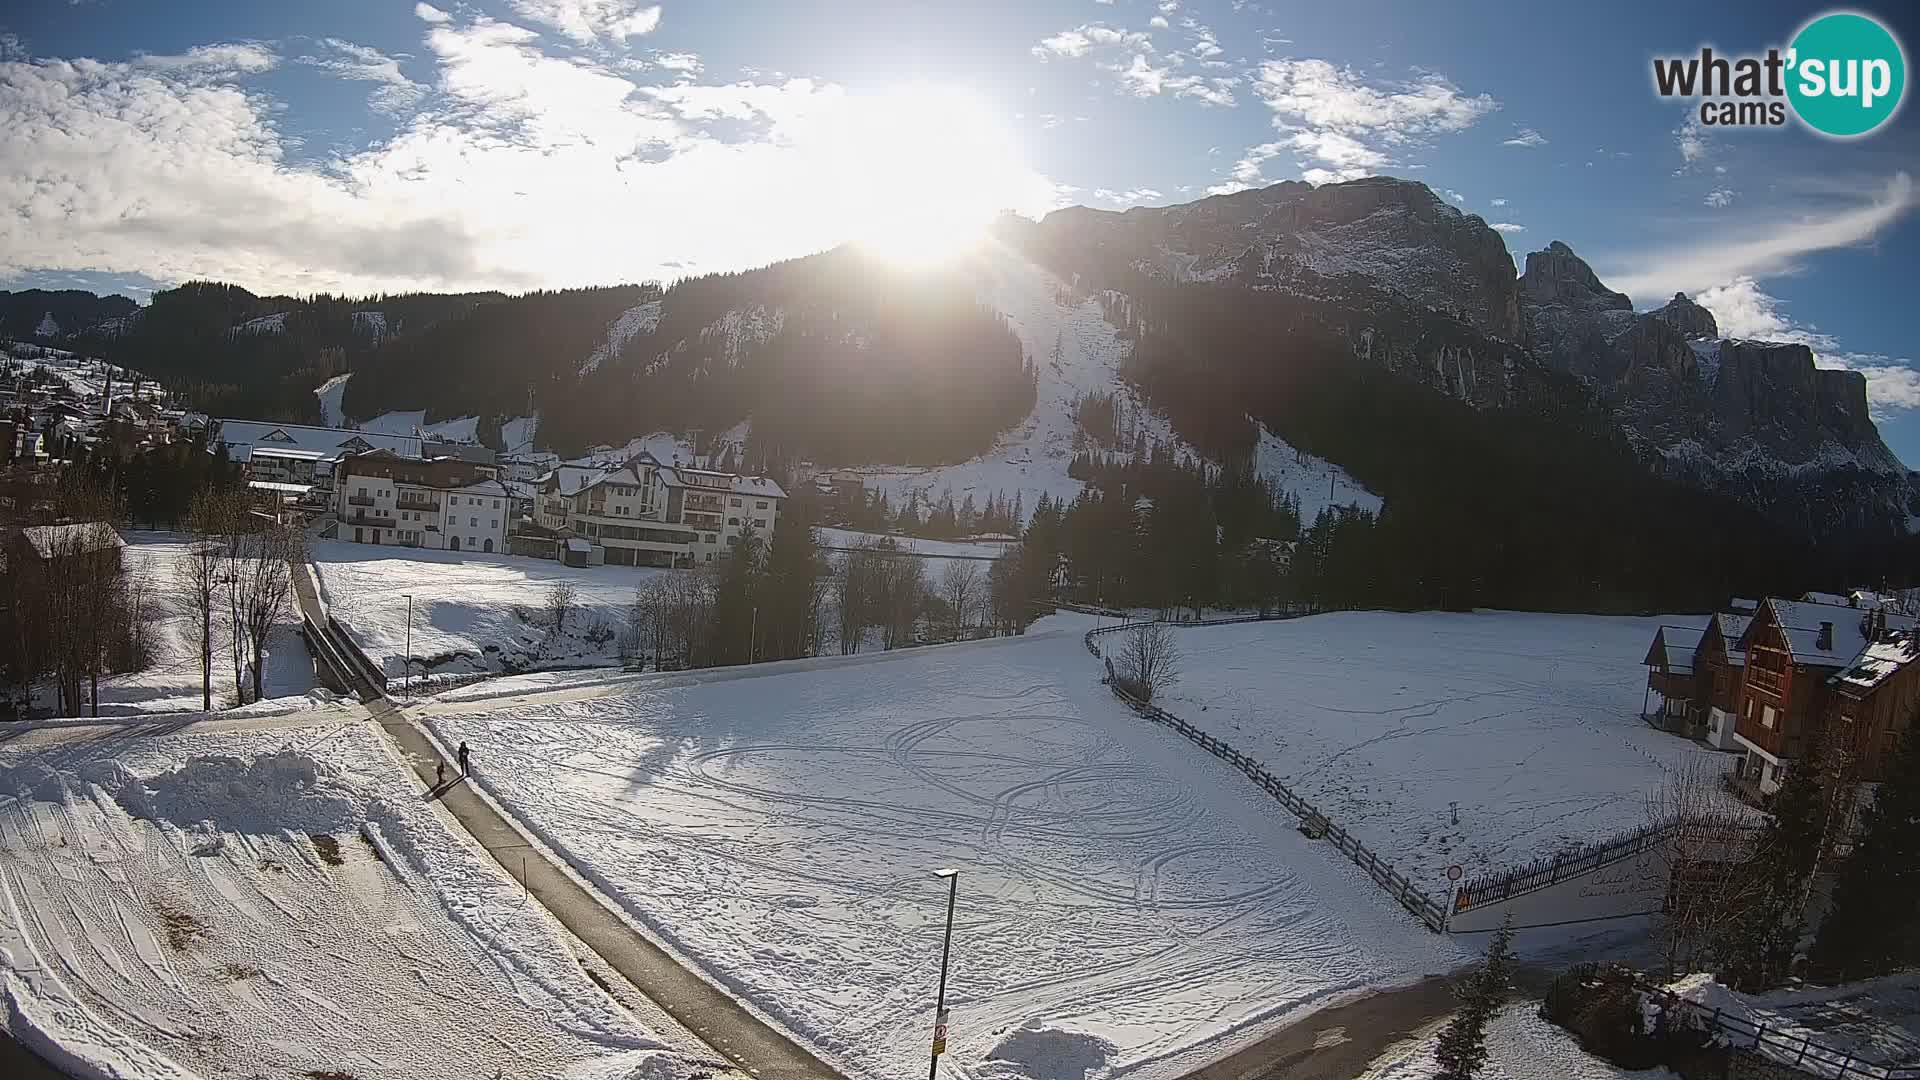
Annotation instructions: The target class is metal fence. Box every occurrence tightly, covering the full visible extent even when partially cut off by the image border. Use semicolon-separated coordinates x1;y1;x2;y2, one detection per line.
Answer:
1451;822;1673;913
1084;619;1449;932
1638;980;1920;1080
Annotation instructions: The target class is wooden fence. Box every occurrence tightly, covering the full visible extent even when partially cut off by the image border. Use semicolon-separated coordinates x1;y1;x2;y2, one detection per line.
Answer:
1084;619;1450;932
1637;979;1920;1080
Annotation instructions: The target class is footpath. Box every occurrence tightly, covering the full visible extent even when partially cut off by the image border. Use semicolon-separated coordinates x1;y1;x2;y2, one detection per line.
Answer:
290;561;843;1080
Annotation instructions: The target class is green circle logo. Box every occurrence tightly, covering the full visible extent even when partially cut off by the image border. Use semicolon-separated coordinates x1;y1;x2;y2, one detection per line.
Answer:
1787;12;1906;137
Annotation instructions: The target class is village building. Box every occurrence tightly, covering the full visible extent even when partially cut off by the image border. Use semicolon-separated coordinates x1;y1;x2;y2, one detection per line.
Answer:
1826;608;1920;784
546;452;786;568
1731;595;1916;797
333;449;512;554
213;419;423;497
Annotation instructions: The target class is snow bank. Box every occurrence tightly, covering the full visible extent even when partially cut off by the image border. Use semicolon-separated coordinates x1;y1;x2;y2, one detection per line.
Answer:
982;1021;1117;1080
0;721;684;1079
1662;973;1920;1073
1358;1003;1678;1080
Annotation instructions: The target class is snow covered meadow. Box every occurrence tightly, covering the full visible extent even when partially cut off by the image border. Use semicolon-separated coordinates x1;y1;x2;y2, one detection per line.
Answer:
1156;611;1724;880
417;617;1471;1080
0;716;694;1080
310;540;667;684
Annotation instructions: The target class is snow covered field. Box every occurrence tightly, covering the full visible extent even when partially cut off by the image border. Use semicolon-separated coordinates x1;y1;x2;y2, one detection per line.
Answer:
1157;611;1723;880
418;620;1471;1080
35;534;319;719
311;540;666;683
0;717;690;1080
360;410;482;443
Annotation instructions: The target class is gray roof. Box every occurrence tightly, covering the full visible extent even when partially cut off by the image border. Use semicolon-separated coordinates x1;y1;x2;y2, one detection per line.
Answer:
19;522;125;559
1766;598;1917;668
214;419;422;463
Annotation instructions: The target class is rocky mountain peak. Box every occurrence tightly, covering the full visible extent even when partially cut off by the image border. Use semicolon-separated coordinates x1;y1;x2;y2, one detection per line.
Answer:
1518;241;1631;312
1651;292;1718;340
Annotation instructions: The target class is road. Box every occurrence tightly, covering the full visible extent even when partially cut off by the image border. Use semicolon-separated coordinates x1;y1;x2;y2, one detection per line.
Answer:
289;561;844;1080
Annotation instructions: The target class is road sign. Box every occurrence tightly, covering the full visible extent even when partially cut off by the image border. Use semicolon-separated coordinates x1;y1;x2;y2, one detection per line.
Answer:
932;1009;950;1056
1446;864;1464;882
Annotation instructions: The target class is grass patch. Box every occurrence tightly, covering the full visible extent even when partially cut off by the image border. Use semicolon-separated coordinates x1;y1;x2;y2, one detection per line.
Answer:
221;962;263;981
309;833;344;866
154;900;207;952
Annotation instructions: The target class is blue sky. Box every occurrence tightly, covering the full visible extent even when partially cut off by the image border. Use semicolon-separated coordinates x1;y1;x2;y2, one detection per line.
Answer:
3;1;1918;461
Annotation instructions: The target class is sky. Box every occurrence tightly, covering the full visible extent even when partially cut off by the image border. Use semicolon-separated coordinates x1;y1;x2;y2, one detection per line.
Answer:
2;0;1919;462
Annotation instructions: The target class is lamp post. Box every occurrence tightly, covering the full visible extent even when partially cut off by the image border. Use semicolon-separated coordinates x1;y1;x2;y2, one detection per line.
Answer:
403;593;414;696
929;868;959;1080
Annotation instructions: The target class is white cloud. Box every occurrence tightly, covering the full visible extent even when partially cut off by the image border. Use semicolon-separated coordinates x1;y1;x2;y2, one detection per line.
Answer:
1033;22;1230;103
1606;172;1915;300
0;17;1067;296
300;39;426;114
655;51;702;74
1032;29;1093;59
508;0;662;45
415;3;452;24
1675;116;1707;165
1285;129;1386;170
1150;15;1170;28
1704;187;1735;208
1253;59;1495;138
1489;197;1508;206
1696;277;1920;413
134;42;278;75
1442;188;1466;204
1489;222;1525;233
1094;187;1164;206
1502;127;1546;147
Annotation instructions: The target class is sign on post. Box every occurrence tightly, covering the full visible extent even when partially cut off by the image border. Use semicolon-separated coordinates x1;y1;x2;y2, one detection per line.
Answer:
932;1008;950;1056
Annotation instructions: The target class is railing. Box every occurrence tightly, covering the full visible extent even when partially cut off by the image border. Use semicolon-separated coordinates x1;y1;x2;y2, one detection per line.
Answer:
1637;978;1920;1080
396;498;441;512
1452;822;1672;912
1085;617;1448;932
347;494;374;506
347;510;394;526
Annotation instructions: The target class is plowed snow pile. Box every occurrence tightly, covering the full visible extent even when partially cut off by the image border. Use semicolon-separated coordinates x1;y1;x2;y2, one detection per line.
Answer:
0;722;692;1080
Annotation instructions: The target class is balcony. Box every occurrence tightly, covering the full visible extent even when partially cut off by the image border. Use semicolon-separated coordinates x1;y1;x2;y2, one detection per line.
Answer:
396;498;441;513
348;494;375;507
348;510;394;526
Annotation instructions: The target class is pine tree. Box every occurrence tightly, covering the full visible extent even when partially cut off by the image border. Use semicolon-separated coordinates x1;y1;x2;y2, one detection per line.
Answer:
1809;729;1920;980
759;500;823;660
1434;919;1515;1080
1715;733;1831;990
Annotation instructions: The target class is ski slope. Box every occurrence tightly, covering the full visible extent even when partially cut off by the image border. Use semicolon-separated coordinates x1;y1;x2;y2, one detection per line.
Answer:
0;718;690;1080
1160;611;1726;879
313;373;351;428
360;410;481;443
844;244;1193;521
1252;422;1382;523
418;619;1470;1080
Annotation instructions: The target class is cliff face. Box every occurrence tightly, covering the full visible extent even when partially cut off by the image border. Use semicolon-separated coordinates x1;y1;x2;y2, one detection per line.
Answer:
1046;176;1523;341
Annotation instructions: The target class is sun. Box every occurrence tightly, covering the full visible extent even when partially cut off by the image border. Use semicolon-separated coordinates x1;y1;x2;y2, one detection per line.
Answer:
815;85;1039;268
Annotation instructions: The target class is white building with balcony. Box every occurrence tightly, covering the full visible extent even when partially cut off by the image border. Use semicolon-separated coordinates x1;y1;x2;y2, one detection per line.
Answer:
552;452;785;567
334;450;513;553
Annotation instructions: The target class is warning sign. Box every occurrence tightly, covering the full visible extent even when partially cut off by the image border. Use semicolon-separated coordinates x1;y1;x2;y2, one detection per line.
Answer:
932;1008;951;1056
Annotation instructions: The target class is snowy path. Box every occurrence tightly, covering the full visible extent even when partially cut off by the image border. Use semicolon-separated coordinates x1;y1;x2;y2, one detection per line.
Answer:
417;622;1472;1080
1160;611;1727;880
0;716;692;1080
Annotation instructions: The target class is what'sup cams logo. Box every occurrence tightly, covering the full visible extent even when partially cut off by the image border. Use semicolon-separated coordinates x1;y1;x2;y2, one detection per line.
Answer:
1653;11;1907;138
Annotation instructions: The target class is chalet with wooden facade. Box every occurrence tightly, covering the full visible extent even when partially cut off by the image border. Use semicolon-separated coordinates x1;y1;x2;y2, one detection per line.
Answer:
1732;596;1916;796
1697;607;1754;751
1827;608;1920;784
1644;625;1705;733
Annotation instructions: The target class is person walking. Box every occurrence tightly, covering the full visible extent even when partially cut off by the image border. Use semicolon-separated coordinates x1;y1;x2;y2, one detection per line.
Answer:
457;741;471;775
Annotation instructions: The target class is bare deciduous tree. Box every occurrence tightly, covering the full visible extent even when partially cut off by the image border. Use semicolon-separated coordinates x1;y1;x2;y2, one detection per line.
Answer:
1646;756;1765;975
180;486;239;711
940;560;982;640
1116;622;1181;703
547;580;580;635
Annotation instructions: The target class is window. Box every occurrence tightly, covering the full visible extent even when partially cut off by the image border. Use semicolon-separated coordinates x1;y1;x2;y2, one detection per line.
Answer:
727;516;739;526
704;533;717;544
754;518;767;529
470;516;479;527
756;500;768;509
493;499;500;508
730;497;742;507
490;519;498;529
358;486;367;497
1762;705;1777;730
468;536;477;549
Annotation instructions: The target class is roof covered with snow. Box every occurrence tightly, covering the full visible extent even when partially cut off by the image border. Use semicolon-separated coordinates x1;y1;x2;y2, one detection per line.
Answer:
539;465;616;496
1834;631;1918;695
215;419;422;462
1646;625;1704;672
1710;612;1754;665
17;522;125;559
1765;598;1916;669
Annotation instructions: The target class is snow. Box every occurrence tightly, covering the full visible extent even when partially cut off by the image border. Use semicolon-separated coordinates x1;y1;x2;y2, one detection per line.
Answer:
1663;973;1920;1075
359;410;481;444
228;312;287;336
310;540;668;683
1357;1002;1678;1080
34;312;59;339
1251;421;1383;523
1158;611;1728;880
565;420;751;471
846;245;1194;524
699;305;783;371
582;301;663;376
417;624;1471;1080
312;373;351;429
1687;339;1722;386
351;310;387;340
501;414;539;456
0;718;692;1080
31;534;320;718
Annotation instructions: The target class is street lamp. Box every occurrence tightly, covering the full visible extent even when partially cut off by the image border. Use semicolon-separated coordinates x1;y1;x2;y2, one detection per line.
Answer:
403;593;414;696
928;868;959;1080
